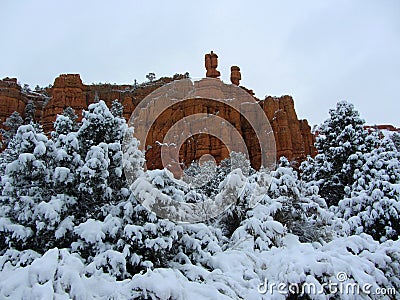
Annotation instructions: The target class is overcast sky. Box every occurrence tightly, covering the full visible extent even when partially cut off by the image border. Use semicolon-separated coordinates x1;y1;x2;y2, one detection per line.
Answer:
1;0;399;127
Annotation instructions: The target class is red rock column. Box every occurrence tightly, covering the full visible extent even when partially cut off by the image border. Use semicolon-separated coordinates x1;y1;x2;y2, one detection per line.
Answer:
0;78;26;123
205;51;221;78
42;74;85;132
230;66;241;86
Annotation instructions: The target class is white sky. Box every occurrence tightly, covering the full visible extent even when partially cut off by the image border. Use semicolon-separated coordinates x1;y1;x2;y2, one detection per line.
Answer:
1;0;399;127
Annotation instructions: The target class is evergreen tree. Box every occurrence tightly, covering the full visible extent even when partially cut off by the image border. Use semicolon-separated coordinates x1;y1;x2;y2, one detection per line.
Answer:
391;132;400;152
52;107;79;138
63;107;78;122
73;101;127;219
0;125;63;252
1;111;23;145
146;73;156;82
301;101;376;206
23;101;36;124
270;157;336;242
77;144;111;220
77;100;126;155
337;138;400;241
122;127;145;186
111;99;124;118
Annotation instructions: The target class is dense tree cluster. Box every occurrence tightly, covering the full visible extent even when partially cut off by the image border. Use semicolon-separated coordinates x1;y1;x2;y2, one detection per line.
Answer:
0;100;399;299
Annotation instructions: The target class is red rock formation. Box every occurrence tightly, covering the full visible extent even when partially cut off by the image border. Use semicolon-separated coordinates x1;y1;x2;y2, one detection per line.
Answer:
0;52;317;168
0;74;316;168
364;124;400;133
39;75;177;132
260;95;316;162
205;51;221;78
0;78;26;125
42;74;85;131
230;66;241;86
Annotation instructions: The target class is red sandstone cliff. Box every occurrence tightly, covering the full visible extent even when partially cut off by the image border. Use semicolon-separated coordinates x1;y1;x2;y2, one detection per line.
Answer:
0;77;48;129
0;51;321;167
0;74;316;168
260;95;316;162
0;78;26;124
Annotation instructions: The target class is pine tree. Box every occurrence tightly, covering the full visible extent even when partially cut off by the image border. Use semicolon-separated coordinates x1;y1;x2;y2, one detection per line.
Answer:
23;102;36;124
111;99;124;118
1;111;23;145
268;157;334;242
0;125;63;252
77;144;111;220
301;101;376;206
337;138;400;241
391;132;400;152
122;127;145;187
77;100;126;155
52;107;79;138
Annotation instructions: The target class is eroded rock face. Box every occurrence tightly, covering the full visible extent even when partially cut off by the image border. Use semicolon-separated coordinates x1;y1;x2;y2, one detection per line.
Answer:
42;74;85;131
40;74;177;132
0;77;49;138
0;74;316;168
260;96;317;162
0;78;26;126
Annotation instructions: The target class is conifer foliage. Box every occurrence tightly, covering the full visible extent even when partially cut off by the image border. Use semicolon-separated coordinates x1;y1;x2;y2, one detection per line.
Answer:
301;101;376;206
0;99;399;299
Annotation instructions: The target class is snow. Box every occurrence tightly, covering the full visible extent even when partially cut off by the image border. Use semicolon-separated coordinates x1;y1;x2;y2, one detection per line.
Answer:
74;219;105;243
54;167;70;183
1;99;399;299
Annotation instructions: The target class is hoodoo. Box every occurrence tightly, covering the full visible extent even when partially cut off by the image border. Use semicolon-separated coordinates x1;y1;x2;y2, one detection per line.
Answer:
0;52;317;167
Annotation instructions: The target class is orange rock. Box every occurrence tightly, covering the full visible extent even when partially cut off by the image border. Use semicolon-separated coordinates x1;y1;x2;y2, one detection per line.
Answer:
0;62;316;168
0;78;26;125
205;51;221;78
230;66;241;86
42;74;85;132
260;95;316;163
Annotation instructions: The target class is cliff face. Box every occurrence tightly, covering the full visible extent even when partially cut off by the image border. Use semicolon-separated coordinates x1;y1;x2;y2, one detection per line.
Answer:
0;73;316;167
0;78;26;124
40;75;181;133
0;77;48;128
260;95;316;162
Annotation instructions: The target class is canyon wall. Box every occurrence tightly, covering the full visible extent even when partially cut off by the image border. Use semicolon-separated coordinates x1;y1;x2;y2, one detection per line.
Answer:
0;78;26;124
0;73;316;168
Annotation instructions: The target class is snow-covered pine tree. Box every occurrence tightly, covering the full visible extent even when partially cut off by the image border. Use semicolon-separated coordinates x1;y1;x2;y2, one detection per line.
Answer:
1;111;23;145
122;127;145;185
197;158;231;199
214;168;248;237
231;157;339;252
23;101;36;125
51;131;83;248
269;157;335;242
391;132;400;152
337;137;400;241
52;107;79;138
74;100;128;219
301;101;376;206
111;99;124;118
77;100;126;156
77;143;111;219
0;124;68;252
184;152;254;201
